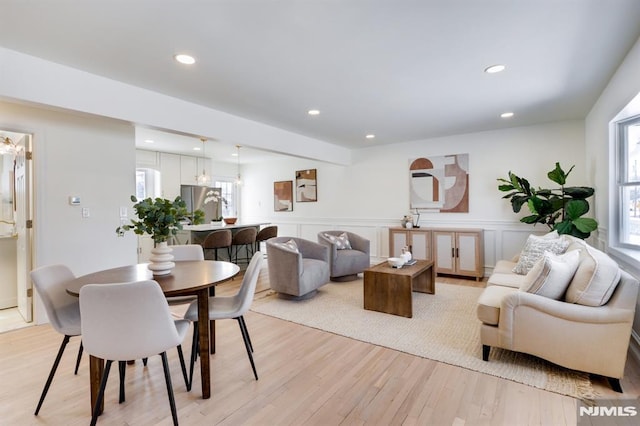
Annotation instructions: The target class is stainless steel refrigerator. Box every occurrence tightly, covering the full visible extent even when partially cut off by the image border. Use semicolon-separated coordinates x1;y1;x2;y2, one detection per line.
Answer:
180;185;221;223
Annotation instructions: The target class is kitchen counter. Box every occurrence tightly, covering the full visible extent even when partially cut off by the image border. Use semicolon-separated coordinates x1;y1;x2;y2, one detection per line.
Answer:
182;222;269;232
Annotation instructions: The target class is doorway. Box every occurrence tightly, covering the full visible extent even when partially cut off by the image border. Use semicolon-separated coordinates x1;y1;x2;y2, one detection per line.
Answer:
0;130;33;332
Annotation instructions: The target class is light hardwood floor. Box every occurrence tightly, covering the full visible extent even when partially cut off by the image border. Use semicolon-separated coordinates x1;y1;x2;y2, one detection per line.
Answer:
0;268;638;426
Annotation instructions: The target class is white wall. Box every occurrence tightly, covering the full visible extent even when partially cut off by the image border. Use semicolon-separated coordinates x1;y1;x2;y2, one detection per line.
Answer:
585;34;640;340
0;101;138;323
241;120;586;267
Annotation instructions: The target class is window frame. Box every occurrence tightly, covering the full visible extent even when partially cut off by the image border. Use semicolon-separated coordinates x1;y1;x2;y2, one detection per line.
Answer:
615;114;640;250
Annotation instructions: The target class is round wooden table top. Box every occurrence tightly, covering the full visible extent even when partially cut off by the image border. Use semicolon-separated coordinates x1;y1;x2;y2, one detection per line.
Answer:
66;260;240;297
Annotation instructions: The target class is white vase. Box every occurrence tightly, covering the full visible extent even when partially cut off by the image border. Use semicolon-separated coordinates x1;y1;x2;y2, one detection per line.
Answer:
148;241;175;276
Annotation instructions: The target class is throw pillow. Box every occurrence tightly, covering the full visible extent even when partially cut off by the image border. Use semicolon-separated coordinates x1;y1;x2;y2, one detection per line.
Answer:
512;234;570;275
276;239;299;253
564;244;621;306
324;232;352;250
520;250;581;300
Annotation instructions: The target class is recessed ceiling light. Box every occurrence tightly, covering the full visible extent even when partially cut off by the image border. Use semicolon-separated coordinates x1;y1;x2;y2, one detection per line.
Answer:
193;147;201;151
174;54;196;65
144;139;154;144
308;109;320;116
485;64;506;74
365;134;375;139
231;152;238;157
500;112;515;118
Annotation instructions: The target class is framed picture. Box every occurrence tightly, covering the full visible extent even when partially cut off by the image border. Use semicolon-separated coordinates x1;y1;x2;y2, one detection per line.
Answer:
409;153;469;213
273;180;293;212
295;169;317;202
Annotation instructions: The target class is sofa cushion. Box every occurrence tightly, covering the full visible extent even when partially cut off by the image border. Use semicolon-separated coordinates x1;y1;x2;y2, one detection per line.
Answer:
323;232;352;250
520;250;580;300
487;272;527;288
565;245;621;306
476;285;518;325
512;234;570;275
493;259;517;275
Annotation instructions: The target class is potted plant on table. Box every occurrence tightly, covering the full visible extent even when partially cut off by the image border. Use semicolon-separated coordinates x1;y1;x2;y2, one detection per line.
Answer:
116;195;204;275
497;163;598;239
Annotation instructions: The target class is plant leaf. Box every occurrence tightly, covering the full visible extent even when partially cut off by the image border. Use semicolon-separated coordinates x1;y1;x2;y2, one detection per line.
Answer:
565;199;589;220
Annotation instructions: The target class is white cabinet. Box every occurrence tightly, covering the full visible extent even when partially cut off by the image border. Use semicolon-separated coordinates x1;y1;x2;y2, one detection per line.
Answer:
136;150;158;168
389;228;432;260
180;156;197;185
159;153;181;199
433;229;483;280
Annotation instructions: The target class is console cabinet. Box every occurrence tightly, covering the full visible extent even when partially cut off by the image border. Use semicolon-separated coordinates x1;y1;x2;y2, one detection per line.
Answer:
432;229;484;280
389;228;432;260
389;227;483;280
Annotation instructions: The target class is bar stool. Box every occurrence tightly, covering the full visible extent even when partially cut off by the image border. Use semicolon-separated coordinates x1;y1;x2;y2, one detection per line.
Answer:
255;225;278;253
231;228;257;267
203;230;232;261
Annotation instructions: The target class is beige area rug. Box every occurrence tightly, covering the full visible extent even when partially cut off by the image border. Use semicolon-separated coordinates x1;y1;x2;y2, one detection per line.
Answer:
251;279;594;401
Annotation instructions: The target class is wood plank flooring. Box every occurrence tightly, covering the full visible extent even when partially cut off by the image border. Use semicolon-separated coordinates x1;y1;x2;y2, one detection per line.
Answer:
0;267;638;425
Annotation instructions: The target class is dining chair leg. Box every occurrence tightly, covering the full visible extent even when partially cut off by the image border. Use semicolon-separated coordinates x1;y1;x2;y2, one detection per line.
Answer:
188;322;199;390
74;341;84;375
142;357;148;366
176;344;189;390
118;361;126;403
90;360;113;426
34;334;71;415
160;352;179;426
239;316;253;353
236;317;258;380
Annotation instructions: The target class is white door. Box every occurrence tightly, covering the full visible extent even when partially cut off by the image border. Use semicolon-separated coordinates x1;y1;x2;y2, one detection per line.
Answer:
15;135;32;322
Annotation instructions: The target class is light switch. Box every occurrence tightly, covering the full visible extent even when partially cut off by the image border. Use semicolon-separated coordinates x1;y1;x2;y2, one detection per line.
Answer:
119;206;128;218
82;208;90;218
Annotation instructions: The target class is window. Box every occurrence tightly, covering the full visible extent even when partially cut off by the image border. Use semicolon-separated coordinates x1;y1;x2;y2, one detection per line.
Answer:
617;115;640;247
214;179;237;218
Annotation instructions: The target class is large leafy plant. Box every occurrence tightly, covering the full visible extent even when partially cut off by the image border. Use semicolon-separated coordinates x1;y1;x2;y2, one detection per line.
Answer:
116;195;204;243
497;163;598;239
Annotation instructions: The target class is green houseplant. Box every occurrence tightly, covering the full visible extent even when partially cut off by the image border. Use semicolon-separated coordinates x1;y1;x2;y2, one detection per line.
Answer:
497;163;598;239
116;195;204;275
116;195;204;243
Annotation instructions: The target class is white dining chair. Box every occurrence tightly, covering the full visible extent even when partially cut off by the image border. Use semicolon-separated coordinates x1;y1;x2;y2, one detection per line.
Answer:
165;244;204;306
30;264;83;415
183;252;263;388
79;280;189;426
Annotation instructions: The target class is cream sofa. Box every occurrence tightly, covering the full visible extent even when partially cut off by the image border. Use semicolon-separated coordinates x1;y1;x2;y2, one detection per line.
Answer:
476;234;639;392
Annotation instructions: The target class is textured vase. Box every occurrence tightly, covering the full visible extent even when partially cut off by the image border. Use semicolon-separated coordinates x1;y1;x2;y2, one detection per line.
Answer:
148;241;175;276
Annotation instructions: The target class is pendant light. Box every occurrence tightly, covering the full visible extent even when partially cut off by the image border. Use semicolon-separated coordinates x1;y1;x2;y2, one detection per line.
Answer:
196;138;211;186
0;136;21;155
235;145;242;186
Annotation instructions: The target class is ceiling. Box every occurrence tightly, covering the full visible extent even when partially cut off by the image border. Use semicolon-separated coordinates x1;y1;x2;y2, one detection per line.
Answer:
2;0;640;160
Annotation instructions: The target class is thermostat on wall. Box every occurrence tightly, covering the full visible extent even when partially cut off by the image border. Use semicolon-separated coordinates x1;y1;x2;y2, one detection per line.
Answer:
69;196;81;205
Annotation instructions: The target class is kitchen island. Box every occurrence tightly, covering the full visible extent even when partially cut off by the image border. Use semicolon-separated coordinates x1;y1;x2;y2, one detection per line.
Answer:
175;222;270;265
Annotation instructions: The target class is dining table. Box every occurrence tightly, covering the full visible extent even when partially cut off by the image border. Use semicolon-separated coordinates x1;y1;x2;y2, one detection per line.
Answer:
65;260;240;415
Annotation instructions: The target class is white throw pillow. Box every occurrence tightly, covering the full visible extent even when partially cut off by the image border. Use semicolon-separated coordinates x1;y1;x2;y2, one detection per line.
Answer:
564;244;621;306
512;234;570;275
520;250;581;300
324;232;352;250
275;239;299;253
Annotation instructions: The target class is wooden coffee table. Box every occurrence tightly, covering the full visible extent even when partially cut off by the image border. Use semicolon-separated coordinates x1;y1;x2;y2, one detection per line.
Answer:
363;259;435;318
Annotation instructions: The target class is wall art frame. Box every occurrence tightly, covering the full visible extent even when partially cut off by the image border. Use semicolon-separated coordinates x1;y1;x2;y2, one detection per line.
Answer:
273;180;293;212
409;153;469;213
295;168;317;202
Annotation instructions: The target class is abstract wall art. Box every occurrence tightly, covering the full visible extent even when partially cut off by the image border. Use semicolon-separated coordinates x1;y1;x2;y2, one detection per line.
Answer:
295;169;317;202
409;153;469;213
274;180;293;212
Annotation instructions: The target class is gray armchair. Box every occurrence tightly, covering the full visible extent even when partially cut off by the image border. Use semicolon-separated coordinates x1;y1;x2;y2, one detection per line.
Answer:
266;237;330;299
317;231;370;281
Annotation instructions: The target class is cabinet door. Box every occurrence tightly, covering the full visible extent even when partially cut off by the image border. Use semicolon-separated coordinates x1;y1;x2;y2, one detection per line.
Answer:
389;229;408;257
434;231;455;273
180;155;197;185
160;153;181;199
456;232;481;277
410;230;431;260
